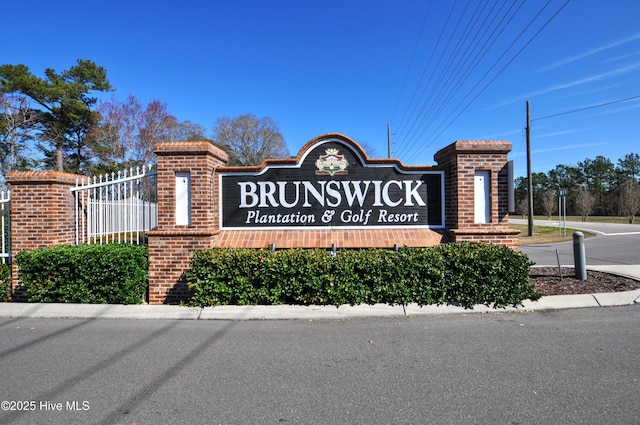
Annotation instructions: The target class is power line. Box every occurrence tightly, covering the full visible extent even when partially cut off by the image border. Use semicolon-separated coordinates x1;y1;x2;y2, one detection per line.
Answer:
410;0;570;159
394;0;461;144
398;0;525;156
532;95;640;121
389;1;432;125
393;0;566;161
396;0;499;155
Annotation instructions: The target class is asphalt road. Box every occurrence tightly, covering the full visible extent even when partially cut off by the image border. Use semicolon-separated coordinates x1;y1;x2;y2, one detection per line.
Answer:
1;307;639;425
514;219;640;266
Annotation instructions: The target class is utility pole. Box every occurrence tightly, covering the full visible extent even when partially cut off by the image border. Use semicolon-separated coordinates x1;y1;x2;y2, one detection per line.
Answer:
526;100;534;237
387;123;392;158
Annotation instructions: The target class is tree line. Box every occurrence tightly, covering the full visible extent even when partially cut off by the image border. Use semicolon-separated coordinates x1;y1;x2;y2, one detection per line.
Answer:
0;59;289;184
514;153;640;223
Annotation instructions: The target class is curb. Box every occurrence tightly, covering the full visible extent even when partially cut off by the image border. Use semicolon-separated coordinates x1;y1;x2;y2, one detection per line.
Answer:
593;288;640;307
0;303;201;320
1;289;638;320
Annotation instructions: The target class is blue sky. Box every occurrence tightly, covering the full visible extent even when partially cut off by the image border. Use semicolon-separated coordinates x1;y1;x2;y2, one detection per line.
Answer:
3;0;640;178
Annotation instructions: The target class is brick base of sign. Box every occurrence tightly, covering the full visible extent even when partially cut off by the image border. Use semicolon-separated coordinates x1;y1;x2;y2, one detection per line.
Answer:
213;228;445;249
448;228;521;250
147;231;216;304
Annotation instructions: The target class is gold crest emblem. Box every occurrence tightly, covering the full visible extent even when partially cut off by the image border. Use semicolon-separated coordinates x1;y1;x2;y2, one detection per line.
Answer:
315;148;349;176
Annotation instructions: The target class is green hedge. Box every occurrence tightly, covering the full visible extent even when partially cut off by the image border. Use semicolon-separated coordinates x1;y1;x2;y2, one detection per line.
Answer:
0;263;10;302
15;244;148;304
186;243;540;309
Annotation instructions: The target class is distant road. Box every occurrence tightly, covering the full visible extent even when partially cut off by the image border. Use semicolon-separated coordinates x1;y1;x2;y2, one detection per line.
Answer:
511;218;640;236
511;219;640;266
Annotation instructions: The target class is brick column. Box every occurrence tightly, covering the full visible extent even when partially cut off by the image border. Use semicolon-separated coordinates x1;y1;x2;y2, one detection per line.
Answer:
434;140;520;248
5;171;83;299
147;141;228;304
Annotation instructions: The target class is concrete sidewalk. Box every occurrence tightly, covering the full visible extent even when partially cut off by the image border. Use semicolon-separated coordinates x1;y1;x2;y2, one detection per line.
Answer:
1;265;638;320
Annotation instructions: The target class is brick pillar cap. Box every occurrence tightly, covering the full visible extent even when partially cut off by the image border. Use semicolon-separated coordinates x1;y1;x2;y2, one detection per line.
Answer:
6;171;85;185
154;141;229;163
434;140;512;163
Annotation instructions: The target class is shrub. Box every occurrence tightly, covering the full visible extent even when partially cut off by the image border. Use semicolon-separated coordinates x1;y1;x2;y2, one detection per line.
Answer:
186;243;540;309
16;244;148;304
329;249;374;305
259;248;334;305
434;242;537;307
187;248;264;306
396;246;445;305
0;263;10;302
186;248;335;306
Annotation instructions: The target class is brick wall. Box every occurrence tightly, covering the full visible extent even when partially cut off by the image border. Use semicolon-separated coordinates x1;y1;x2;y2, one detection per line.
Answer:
5;138;520;305
213;228;444;249
434;140;519;248
5;171;83;299
147;141;228;304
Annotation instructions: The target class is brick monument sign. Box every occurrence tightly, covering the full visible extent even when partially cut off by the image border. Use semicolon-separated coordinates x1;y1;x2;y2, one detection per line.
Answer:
7;133;518;304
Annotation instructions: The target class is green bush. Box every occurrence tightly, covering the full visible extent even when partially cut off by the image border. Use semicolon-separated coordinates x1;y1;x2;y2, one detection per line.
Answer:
16;244;148;304
187;248;263;306
186;243;540;309
396;246;445;305
435;242;537;307
329;249;374;305
259;248;334;305
0;263;10;302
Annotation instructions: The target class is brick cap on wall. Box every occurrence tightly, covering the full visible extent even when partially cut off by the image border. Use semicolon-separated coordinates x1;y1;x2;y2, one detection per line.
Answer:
147;230;220;237
154;141;229;163
434;140;512;163
449;227;521;236
213;228;444;249
6;171;85;185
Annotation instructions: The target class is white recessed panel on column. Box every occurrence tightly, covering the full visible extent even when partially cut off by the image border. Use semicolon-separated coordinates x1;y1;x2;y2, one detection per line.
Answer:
474;170;490;224
175;172;191;226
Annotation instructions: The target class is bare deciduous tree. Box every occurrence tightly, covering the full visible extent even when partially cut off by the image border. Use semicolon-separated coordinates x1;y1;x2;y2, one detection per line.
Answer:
213;114;289;166
89;94;140;171
617;180;640;224
574;188;596;222
138;99;173;164
515;198;528;219
540;190;556;219
89;96;174;173
165;119;208;142
0;93;39;182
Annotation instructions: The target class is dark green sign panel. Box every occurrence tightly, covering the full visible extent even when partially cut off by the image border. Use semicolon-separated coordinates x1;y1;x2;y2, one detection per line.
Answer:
219;138;444;229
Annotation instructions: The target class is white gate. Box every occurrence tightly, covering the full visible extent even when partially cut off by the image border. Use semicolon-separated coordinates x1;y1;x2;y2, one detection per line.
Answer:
72;166;157;245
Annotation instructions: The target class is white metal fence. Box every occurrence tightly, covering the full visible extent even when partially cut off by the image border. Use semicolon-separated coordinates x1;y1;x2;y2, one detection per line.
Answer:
72;166;158;245
0;191;9;263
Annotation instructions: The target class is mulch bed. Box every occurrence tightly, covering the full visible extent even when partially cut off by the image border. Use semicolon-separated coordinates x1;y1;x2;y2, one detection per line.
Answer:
530;267;640;296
